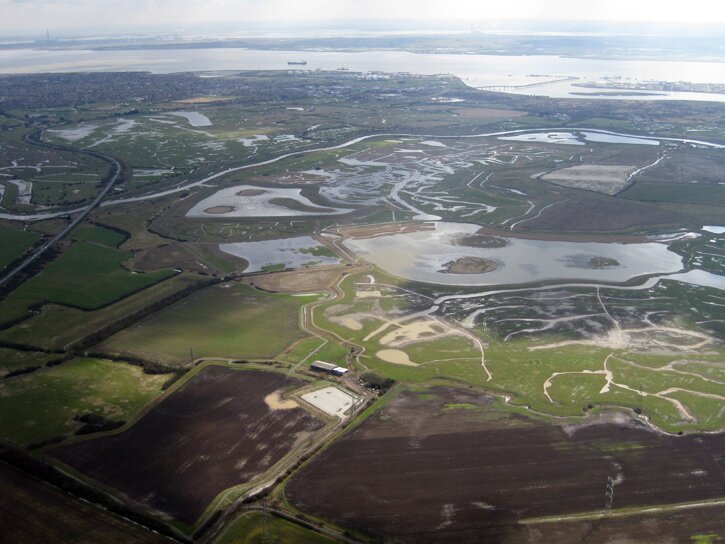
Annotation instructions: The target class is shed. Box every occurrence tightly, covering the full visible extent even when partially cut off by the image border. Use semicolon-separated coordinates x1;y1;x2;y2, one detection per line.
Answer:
311;361;349;376
311;361;338;373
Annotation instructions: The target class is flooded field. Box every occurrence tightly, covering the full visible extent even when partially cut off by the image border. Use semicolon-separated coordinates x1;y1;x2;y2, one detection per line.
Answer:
186;185;351;218
166;111;212;127
220;236;341;272
500;130;660;146
344;222;683;286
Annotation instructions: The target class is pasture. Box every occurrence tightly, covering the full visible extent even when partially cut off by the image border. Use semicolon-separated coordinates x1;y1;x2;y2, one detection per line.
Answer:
0;241;174;326
70;223;127;247
0;357;168;446
214;511;337;544
0;224;40;270
0;272;204;350
101;282;318;364
0;347;60;378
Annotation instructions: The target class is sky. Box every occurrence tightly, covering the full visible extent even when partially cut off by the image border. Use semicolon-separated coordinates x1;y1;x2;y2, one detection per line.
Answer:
2;0;725;36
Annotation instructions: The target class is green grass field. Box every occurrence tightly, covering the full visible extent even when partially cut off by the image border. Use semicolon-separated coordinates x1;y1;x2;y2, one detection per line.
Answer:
282;336;350;368
101;283;319;365
480;342;725;434
0;224;41;270
0;273;204;350
70;223;127;247
305;271;491;386
0;357;169;446
214;512;337;544
0;347;60;378
0;241;174;326
309;272;725;433
621;182;725;206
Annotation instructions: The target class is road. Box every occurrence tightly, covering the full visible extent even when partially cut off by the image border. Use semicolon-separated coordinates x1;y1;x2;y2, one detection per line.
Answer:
0;129;122;287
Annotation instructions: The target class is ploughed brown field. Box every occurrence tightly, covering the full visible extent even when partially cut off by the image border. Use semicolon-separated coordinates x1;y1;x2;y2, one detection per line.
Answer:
520;504;725;544
286;387;725;543
0;463;167;544
52;366;323;524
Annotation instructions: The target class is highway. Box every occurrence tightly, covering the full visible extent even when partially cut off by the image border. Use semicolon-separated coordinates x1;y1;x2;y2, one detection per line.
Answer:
0;129;122;288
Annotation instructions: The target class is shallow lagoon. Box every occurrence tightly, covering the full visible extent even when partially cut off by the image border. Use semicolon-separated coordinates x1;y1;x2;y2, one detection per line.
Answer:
498;130;659;146
167;111;213;127
344;222;684;286
186;185;351;218
220;236;341;272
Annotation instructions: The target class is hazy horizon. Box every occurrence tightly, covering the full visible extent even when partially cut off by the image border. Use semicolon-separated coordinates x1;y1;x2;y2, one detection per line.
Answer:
2;0;725;38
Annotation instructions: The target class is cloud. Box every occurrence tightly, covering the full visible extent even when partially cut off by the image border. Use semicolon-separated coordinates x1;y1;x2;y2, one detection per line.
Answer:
1;0;724;35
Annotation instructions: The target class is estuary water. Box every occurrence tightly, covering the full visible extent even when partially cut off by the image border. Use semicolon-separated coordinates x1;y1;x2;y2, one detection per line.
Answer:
1;47;724;102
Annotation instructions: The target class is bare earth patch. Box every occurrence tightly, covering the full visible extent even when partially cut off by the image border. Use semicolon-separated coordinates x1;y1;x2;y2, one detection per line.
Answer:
244;265;357;293
287;387;725;543
356;290;382;298
377;349;417;366
51;367;323;524
339;317;363;330
379;319;446;347
264;390;299;410
340;222;435;239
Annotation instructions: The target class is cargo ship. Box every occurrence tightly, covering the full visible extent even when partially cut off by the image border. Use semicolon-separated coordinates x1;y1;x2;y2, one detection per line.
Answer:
287;61;307;66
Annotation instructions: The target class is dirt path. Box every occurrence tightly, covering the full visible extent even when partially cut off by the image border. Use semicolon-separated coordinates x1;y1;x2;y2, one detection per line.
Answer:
541;350;723;424
521;497;725;526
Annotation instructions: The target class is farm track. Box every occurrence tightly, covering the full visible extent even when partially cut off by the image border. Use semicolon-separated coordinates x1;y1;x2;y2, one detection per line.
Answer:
521;496;725;525
297;265;371;370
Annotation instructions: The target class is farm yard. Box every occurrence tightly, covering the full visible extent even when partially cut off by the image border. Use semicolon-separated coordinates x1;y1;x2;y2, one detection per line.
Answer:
51;365;326;524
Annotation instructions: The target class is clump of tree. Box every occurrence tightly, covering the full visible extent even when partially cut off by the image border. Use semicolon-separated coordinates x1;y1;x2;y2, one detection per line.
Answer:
4;365;42;378
73;413;125;435
361;371;395;392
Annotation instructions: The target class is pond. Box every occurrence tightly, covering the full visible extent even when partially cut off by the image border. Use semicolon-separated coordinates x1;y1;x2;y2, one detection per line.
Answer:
220;236;341;272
